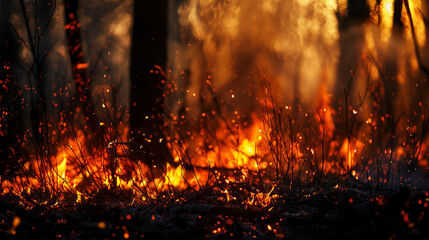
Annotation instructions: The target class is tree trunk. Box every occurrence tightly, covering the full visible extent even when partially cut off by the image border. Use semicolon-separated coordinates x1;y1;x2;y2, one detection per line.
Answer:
0;0;22;180
384;0;403;99
130;0;173;166
335;0;369;140
336;0;369;103
63;0;99;140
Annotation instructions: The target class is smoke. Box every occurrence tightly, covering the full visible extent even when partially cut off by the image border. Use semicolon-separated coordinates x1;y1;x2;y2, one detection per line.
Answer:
168;0;429;134
80;0;132;130
168;0;339;122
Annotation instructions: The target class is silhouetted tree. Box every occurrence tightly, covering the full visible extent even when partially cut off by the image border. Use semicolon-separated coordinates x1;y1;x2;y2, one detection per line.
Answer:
130;0;173;166
63;0;100;140
336;0;370;102
0;0;21;181
384;0;403;104
335;0;370;142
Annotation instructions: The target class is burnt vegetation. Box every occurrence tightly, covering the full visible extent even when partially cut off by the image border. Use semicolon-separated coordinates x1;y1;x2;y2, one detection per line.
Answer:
1;0;429;239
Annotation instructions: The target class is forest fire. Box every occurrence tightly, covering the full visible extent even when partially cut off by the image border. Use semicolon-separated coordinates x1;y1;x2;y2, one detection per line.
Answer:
1;0;429;239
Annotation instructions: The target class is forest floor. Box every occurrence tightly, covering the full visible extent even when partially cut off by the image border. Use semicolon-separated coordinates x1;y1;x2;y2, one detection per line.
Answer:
1;186;429;239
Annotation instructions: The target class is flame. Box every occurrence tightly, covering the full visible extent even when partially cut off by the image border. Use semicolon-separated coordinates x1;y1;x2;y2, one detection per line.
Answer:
2;0;429;209
76;190;82;203
163;163;184;188
59;155;67;179
76;63;88;70
340;139;363;170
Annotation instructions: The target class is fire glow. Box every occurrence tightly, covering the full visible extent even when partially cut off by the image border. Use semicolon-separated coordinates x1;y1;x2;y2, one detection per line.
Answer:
1;0;429;211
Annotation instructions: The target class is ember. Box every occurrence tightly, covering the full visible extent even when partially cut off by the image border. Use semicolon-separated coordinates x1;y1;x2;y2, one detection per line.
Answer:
1;0;429;239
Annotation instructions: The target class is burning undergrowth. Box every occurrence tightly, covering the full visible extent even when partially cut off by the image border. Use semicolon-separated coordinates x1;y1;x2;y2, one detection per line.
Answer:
2;0;429;239
3;72;429;204
2;72;429;238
